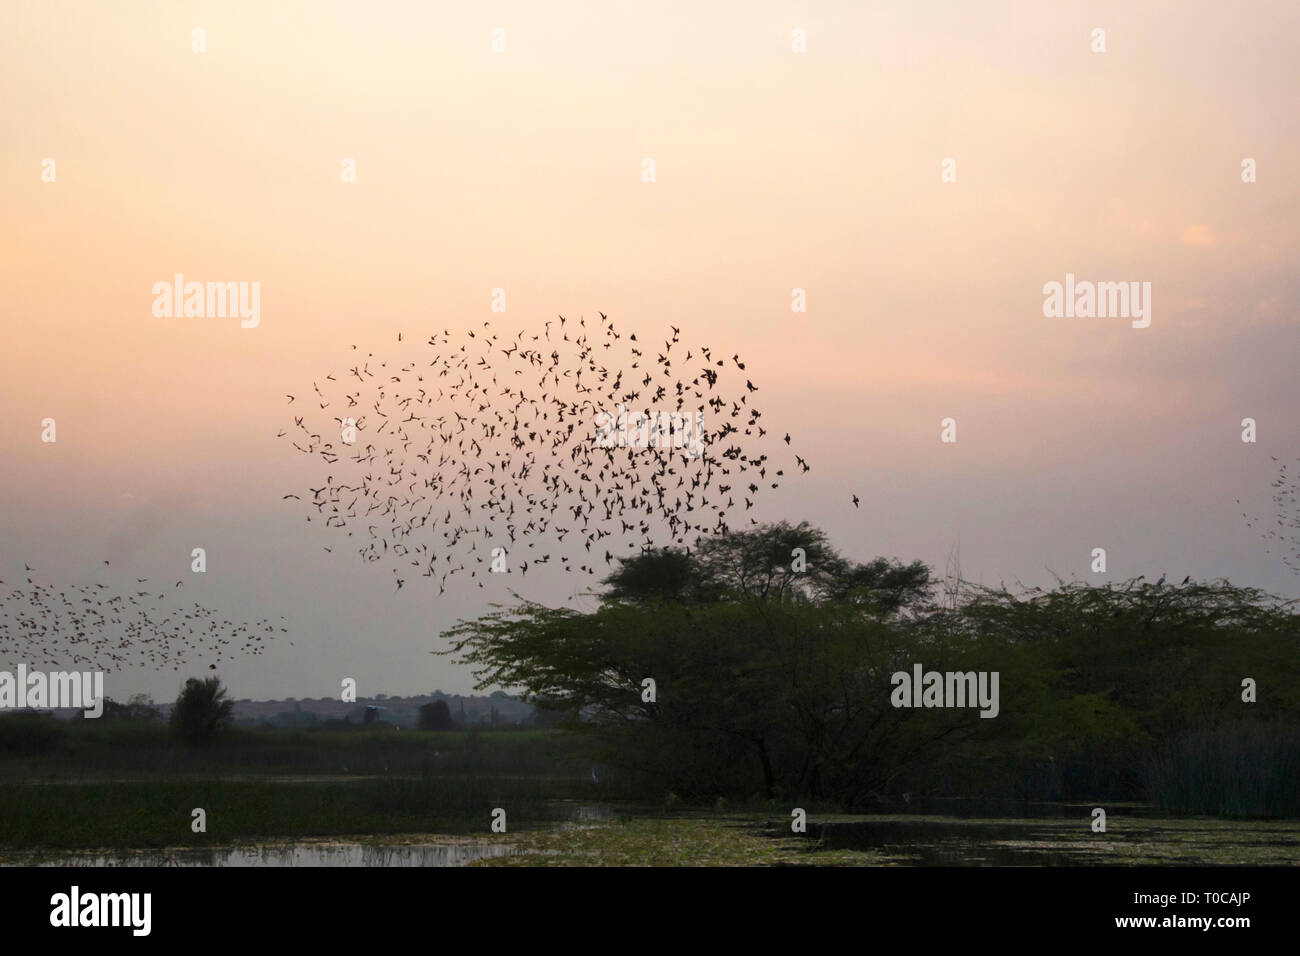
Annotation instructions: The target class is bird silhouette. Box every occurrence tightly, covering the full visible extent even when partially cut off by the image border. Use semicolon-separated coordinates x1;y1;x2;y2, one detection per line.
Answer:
277;314;812;594
1;560;286;671
1238;456;1300;576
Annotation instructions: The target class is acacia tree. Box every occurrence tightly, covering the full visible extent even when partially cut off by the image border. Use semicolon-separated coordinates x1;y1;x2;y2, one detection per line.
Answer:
602;521;932;611
600;548;708;604
440;591;978;803
442;523;964;803
442;544;1300;807
695;521;846;602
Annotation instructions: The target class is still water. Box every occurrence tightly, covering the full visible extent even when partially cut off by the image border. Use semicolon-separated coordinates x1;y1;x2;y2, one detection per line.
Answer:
34;842;516;867
15;803;628;867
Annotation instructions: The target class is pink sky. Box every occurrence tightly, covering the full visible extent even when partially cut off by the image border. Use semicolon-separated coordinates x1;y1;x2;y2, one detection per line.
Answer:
2;1;1297;701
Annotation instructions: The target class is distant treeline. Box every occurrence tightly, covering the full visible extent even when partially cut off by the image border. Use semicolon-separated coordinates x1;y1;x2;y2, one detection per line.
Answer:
15;690;544;731
226;691;544;731
444;522;1300;817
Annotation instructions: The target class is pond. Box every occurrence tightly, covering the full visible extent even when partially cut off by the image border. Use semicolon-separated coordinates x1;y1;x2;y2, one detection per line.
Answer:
791;813;1300;865
28;841;517;867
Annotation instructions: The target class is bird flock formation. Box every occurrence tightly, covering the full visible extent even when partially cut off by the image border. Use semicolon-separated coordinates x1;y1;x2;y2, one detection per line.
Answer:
1239;455;1300;576
279;314;810;591
0;563;287;671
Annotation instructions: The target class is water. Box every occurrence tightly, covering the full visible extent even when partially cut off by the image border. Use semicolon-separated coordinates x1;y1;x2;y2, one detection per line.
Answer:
805;819;1085;865
792;812;1300;865
13;803;620;867
27;841;516;867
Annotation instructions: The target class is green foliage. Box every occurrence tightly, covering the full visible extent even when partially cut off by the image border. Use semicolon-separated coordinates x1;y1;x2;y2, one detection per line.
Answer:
98;694;162;722
600;521;931;610
0;774;570;852
601;549;709;603
417;700;456;731
1145;722;1300;818
170;677;235;746
0;721;588;783
442;523;1300;813
0;714;66;756
695;521;842;601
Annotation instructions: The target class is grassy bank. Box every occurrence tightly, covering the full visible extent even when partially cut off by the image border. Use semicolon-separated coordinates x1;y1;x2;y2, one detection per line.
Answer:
0;775;581;853
0;716;595;781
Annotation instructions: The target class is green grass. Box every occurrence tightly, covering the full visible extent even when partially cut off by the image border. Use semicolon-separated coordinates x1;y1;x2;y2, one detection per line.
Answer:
3;716;1297;865
7;781;1294;865
0;717;592;781
1144;723;1300;818
0;775;577;854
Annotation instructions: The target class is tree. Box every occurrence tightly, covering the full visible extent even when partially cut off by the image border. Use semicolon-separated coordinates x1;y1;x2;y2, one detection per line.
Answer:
442;521;1300;809
600;548;712;604
97;693;162;721
170;677;235;744
125;693;162;721
418;699;456;731
601;522;931;611
442;591;971;804
443;522;954;804
696;520;846;601
98;698;129;720
825;556;932;613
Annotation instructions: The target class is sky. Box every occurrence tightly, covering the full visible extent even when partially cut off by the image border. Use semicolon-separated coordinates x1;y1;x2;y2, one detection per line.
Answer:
2;0;1297;703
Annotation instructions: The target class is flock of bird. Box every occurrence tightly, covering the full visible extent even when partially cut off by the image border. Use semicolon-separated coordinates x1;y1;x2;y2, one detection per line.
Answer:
280;313;810;592
1239;454;1300;576
0;562;287;671
6;316;1285;674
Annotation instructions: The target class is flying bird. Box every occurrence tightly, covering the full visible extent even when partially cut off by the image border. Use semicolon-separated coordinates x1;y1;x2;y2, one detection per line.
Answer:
277;314;812;594
1;561;286;671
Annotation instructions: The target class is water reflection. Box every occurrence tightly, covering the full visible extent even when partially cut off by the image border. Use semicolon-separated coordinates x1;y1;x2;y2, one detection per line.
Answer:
36;842;516;867
23;803;619;867
806;820;1085;865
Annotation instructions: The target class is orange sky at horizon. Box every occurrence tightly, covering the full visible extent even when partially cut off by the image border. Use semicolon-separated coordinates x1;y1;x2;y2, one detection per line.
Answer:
2;0;1297;699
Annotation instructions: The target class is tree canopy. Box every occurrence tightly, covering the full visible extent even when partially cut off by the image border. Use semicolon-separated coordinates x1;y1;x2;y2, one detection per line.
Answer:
441;523;1300;811
170;677;235;745
601;521;930;611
